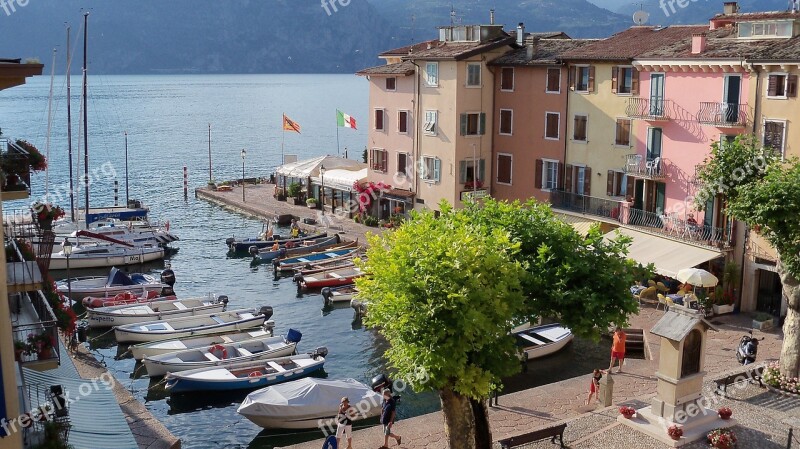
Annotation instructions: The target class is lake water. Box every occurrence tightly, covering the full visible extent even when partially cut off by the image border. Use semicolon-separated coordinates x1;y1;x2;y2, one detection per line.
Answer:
0;75;609;448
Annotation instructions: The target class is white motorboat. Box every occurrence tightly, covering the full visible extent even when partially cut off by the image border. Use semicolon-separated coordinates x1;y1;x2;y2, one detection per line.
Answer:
142;329;302;377
52;218;179;247
114;307;273;343
321;286;358;305
49;240;165;270
130;327;275;361
238;377;383;429
86;295;229;328
512;323;574;361
56;267;167;300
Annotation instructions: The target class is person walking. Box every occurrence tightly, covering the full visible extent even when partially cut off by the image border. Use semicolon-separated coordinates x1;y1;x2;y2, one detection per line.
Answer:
585;369;603;405
381;389;401;447
609;327;627;373
335;397;355;449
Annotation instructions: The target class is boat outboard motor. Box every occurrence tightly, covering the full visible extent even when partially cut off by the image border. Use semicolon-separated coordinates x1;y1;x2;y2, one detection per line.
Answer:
160;286;175;297
312;346;329;358
259;306;274;321
225;237;236;247
371;373;392;393
292;272;303;283
160;268;176;287
321;287;333;305
217;295;229;310
249;246;259;257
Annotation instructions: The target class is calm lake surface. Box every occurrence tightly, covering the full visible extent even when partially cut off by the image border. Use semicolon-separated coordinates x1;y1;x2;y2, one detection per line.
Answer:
0;75;609;448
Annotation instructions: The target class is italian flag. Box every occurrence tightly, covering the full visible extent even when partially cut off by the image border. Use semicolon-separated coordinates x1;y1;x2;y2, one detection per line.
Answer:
337;110;357;130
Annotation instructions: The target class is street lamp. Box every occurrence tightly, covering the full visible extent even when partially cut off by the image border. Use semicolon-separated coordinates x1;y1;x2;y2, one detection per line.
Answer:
63;238;73;308
241;149;247;202
320;164;326;216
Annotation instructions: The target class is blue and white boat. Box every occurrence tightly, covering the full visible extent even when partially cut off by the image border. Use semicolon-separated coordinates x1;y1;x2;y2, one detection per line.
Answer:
251;235;342;262
164;348;327;393
275;248;359;273
226;232;327;253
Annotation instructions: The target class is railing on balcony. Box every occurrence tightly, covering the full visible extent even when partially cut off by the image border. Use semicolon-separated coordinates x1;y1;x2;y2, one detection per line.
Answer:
626;97;670;120
550;190;625;221
12;320;60;366
1;138;32;197
623;154;667;180
5;235;45;294
697;102;748;127
18;383;71;445
748;239;777;264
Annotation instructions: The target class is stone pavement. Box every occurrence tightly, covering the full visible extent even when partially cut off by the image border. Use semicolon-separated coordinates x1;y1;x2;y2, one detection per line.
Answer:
280;309;783;449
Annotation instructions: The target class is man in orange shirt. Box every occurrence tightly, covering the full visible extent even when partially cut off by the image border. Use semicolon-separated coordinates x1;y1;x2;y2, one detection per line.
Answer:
609;327;626;373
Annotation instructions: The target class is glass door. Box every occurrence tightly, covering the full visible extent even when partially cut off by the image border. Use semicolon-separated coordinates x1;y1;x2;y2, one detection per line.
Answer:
724;75;741;123
650;73;665;116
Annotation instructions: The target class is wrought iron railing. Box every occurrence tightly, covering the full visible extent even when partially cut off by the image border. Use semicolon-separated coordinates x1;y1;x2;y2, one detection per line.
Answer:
549;190;625;221
623;154;667;180
18;383;71;445
748;239;777;264
697;102;748;127
12;320;60;365
1;139;32;194
626;97;670;120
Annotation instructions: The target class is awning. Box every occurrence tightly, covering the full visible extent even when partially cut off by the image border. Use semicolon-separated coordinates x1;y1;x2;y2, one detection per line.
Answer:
382;188;415;201
605;228;722;278
276;155;367;179
310;168;367;192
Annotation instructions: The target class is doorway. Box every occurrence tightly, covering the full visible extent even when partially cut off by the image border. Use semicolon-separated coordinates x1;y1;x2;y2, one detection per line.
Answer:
756;269;783;317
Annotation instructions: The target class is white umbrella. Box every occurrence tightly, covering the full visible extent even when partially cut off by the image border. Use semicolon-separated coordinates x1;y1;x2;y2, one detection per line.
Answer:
676;268;719;288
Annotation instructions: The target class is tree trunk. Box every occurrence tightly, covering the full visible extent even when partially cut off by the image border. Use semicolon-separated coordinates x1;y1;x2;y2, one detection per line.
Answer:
778;260;800;378
440;387;477;449
470;397;493;449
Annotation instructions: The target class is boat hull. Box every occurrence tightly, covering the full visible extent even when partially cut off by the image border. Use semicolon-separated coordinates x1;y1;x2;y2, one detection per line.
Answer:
49;247;165;270
241;408;380;430
230;232;327;253
130;328;273;360
143;341;297;377
164;358;324;393
514;323;574;361
87;303;225;328
114;312;266;343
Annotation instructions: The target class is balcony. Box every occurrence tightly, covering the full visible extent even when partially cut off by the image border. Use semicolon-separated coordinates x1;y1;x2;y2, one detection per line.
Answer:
1;139;32;200
623;154;667;181
18;383;71;447
550;190;625;221
697;102;748;128
12;317;60;371
625;97;670;121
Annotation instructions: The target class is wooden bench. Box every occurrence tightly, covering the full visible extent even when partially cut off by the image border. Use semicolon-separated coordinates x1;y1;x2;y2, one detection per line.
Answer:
714;366;764;395
497;423;567;449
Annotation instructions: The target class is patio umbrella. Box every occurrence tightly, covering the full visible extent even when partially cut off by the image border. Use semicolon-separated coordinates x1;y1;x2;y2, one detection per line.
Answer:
676;268;719;288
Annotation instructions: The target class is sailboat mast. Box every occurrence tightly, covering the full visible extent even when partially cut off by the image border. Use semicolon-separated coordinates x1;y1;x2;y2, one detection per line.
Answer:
82;12;89;217
66;25;76;221
45;48;57;196
124;131;129;204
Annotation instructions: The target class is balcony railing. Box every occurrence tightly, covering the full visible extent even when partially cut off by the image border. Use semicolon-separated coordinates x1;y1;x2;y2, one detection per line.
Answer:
748;239;777;264
626;97;670;120
5;236;45;293
697;102;748;127
18;383;71;445
550;190;625;221
623;154;667;180
12;320;60;366
1;139;32;199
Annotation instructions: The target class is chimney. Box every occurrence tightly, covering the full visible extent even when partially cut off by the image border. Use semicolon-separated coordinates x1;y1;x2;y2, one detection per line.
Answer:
516;23;525;46
490;9;495;25
527;37;540;60
723;2;738;15
691;33;707;54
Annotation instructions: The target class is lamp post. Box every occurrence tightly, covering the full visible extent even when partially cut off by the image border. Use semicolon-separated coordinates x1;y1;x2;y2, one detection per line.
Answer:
320;164;326;216
241;149;247;202
63;238;73;308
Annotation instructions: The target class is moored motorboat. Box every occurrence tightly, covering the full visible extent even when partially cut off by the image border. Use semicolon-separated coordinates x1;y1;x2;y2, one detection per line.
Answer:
321;286;358;305
164;349;327;393
512;323;574;361
293;257;358;277
226;232;327;253
237;377;382;429
298;267;364;290
250;235;343;262
114;307;273;343
49;232;165;270
143;329;302;377
82;290;170;309
57;267;169;300
275;248;359;273
130;327;275;360
87;295;229;328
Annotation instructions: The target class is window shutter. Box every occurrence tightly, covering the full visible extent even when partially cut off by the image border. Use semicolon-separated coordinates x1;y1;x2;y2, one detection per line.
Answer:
631;69;639;95
768;75;778;97
382;151;388;170
611;67;619;93
434;158;441;182
535;159;544;189
459;160;467;183
626;176;635;199
565;164;573;192
479;159;486;182
479;113;486;135
788;75;798;98
583;167;591;196
460;114;468;136
569;67;576;91
588;66;596;92
607;170;615;196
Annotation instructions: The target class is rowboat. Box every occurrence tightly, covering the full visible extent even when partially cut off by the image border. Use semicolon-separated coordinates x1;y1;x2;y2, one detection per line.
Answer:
142;329;302;377
298;267;364;290
114;307;273;343
276;249;359;273
512;323;574;361
293;257;358;277
237;377;382;429
130;327;275;360
321;286;358;305
57;267;168;300
226;232;327;253
164;349;327;393
82;291;171;309
250;235;343;262
87;295;229;328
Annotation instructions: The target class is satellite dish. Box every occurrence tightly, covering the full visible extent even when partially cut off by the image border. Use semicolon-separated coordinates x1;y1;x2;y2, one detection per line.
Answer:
633;9;650;25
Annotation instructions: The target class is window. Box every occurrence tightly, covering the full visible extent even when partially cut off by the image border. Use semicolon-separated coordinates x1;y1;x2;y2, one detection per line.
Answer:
386;77;397;91
545;112;560;140
767;73;797;98
575;166;586;195
565;165;591;195
421;156;441;183
374;109;385;131
459;159;485;184
572;65;594;93
647;127;663;161
425;62;439;87
499;109;513;135
398;110;409;134
370;148;388;172
573;115;588;142
537;159;559;191
500;67;514;91
497;153;512;185
613;66;636;95
546;68;561;93
397;152;411;177
460;112;486;136
615;118;631;146
467;63;482;87
424;110;437;135
764;120;786;158
606;170;629;197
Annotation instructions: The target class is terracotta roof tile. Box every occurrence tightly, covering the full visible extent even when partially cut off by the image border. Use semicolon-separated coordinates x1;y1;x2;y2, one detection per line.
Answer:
560;25;709;61
401;36;515;61
750;35;800;61
712;11;800;21
356;61;416;77
380;40;439;57
490;39;597;66
636;28;772;60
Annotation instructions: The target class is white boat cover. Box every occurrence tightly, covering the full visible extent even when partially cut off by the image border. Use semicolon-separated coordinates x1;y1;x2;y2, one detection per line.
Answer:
238;377;381;420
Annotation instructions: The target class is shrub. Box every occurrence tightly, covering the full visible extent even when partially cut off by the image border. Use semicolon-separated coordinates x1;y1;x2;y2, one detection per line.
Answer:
707;428;736;449
287;182;302;198
762;361;800;393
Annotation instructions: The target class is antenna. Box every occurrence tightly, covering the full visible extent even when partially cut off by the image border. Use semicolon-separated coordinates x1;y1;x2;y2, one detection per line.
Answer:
633;4;650;25
450;3;456;26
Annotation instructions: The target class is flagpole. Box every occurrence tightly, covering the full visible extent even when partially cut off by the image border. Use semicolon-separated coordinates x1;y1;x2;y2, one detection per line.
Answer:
336;110;341;156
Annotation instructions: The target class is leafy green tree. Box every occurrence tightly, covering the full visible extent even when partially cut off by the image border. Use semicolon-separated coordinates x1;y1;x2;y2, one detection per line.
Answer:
357;199;640;448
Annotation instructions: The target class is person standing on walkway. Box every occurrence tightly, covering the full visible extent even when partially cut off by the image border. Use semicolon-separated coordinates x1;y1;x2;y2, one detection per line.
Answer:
585;369;603;405
335;397;355;449
609;327;627;373
381;389;401;447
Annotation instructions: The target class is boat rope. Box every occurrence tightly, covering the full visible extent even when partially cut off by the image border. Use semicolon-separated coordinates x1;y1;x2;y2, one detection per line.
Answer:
88;327;116;342
115;348;132;359
146;377;168;391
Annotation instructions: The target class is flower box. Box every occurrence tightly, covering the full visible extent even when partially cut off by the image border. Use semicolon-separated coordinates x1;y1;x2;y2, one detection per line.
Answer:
753;316;773;331
618;406;636;419
713;304;735;315
718;407;732;420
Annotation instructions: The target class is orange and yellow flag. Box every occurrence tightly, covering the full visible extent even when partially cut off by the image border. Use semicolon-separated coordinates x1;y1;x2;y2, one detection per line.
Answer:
283;114;301;134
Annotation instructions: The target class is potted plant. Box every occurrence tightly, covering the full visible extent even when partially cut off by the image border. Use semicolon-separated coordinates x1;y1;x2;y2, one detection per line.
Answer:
667;424;683;440
13;340;29;361
287;182;302;205
713;286;735;315
306;197;318;209
15;140;47;172
31;201;66;231
619;406;636;419
707;428;737;449
753;312;774;331
27;332;54;360
718;407;732;420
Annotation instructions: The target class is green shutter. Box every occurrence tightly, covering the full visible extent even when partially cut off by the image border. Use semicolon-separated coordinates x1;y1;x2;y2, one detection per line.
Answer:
479;113;486;135
479;159;485;182
460;114;468;136
459;161;467;183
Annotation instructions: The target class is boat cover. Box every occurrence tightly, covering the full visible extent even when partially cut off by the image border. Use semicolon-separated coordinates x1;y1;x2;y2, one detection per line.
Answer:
107;267;136;286
238;378;381;420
